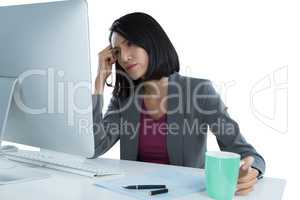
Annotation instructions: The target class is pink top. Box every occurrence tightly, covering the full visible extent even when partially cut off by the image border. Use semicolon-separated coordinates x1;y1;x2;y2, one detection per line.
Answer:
138;100;170;164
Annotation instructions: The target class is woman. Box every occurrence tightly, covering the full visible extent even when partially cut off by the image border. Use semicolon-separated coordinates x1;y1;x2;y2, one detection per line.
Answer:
92;12;265;195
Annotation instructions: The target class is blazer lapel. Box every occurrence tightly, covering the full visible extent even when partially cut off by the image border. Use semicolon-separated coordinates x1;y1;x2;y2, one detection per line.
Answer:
119;89;142;161
166;73;184;166
120;72;185;165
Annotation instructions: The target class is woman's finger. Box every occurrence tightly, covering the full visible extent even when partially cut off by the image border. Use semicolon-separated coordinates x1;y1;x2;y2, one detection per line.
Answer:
99;45;112;53
98;52;115;67
240;156;255;171
235;186;254;196
98;45;113;57
237;177;257;190
105;54;116;64
238;168;259;183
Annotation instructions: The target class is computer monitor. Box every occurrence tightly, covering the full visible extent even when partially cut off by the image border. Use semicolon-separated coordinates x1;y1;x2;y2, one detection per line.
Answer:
0;0;95;158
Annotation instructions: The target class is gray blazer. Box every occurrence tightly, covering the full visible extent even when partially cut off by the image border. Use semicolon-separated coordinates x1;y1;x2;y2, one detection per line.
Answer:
91;72;265;175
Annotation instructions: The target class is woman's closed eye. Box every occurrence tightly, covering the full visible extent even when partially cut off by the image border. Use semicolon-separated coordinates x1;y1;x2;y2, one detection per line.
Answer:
112;41;133;57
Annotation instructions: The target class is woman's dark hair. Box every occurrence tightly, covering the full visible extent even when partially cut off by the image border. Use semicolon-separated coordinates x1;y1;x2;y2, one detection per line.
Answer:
108;12;180;98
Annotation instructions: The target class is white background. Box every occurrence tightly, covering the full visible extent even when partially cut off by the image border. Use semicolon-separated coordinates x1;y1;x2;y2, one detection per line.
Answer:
1;0;299;199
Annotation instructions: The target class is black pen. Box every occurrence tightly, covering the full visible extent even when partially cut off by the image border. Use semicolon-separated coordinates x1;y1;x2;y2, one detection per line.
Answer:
149;188;169;196
123;185;166;189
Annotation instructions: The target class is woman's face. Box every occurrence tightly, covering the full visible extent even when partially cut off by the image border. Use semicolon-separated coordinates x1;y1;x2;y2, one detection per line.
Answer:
111;32;148;80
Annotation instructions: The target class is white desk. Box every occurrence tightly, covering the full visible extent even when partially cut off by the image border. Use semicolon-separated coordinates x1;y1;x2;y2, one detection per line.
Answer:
0;157;286;200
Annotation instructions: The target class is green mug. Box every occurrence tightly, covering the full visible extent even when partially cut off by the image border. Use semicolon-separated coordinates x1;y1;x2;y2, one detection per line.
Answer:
205;151;241;200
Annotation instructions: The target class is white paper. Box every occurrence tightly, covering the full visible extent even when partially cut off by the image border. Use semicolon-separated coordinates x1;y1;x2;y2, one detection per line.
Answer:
94;169;206;200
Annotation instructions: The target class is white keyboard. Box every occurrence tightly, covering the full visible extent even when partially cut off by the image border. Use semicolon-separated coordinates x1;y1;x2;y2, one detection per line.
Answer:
3;150;121;177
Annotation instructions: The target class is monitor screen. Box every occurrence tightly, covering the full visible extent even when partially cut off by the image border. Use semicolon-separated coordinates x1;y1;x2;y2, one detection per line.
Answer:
0;0;95;157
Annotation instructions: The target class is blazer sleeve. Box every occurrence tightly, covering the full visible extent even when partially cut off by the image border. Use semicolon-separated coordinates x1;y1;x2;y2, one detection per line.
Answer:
202;81;266;177
90;94;121;158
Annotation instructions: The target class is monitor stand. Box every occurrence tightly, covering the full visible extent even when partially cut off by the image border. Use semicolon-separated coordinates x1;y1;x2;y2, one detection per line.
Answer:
0;76;19;152
0;77;51;184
